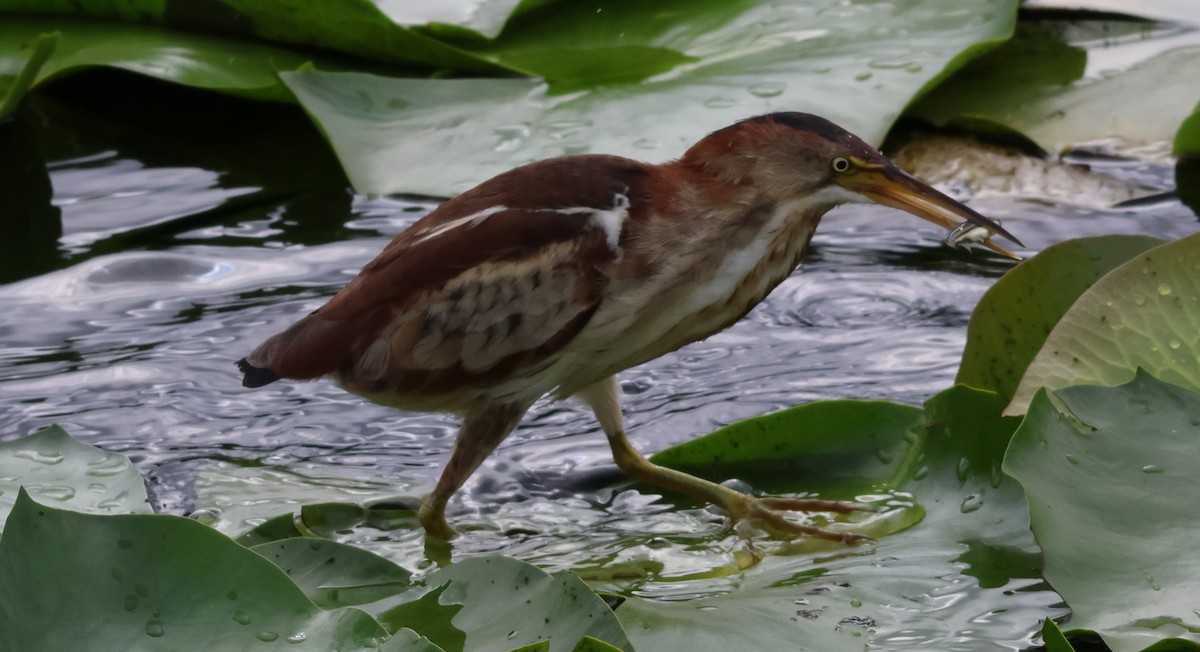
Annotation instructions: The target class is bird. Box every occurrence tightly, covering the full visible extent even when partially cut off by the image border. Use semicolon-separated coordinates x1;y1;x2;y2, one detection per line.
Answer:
237;112;1020;543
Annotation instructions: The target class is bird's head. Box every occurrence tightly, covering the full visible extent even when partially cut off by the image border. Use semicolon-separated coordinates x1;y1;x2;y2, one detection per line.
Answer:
682;112;1022;258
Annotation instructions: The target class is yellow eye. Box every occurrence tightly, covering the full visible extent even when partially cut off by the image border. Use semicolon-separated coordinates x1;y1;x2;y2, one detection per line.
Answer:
831;156;851;173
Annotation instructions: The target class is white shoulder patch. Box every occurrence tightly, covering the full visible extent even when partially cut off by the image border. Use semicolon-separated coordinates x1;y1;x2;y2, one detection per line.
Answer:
536;193;629;252
413;205;508;244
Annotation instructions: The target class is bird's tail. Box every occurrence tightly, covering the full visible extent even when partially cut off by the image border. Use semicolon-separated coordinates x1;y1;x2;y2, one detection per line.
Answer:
236;357;281;388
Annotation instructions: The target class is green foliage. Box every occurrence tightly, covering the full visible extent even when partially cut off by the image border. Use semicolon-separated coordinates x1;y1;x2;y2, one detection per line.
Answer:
1005;374;1200;652
906;17;1200;154
0;489;393;651
1008;232;1200;414
1176;102;1200;154
0;424;151;529
280;0;1019;196
956;235;1164;403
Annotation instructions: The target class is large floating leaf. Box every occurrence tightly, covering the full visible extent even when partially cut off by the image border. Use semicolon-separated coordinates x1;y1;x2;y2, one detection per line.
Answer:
0;18;330;102
0;0;512;68
907;17;1200;153
1177;102;1200;154
1023;0;1200;26
282;0;1018;196
1004;373;1200;652
620;387;1056;651
1007;232;1200;415
956;235;1165;403
377;556;633;652
252;537;414;610
0;425;150;532
0;490;393;651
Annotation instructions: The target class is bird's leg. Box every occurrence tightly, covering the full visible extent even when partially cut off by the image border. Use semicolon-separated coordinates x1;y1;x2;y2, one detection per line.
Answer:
577;376;867;544
418;401;527;539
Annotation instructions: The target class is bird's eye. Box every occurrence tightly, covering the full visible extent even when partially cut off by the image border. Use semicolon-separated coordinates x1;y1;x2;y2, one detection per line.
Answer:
831;157;851;173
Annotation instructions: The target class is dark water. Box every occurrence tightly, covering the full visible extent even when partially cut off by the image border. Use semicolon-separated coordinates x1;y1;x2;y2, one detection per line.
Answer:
2;75;1197;649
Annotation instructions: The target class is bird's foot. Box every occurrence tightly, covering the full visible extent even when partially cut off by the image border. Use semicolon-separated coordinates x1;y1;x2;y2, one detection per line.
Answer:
725;494;872;545
417;501;457;541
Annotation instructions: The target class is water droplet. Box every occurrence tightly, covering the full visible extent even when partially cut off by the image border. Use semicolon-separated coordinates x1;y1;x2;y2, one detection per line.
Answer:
15;449;64;465
385;98;409;111
960;494;983;513
1142;464;1164;474
855;72;873;82
903;62;923;73
124;595;139;612
748;82;785;98
233;611;251;625
1065;454;1079;465
1144;572;1161;591
632;138;660;150
286;633;307;644
256;631;279;642
118;539;134;549
956;458;970;483
850;599;863;608
1169;339;1181;350
506;630;519;640
145;620;165;638
913;466;929;480
1134;294;1146;306
1157;283;1172;296
703;96;737;108
697;605;719;611
86;455;129;477
875;448;895;464
492;124;530;153
868;59;917;70
34;485;75;501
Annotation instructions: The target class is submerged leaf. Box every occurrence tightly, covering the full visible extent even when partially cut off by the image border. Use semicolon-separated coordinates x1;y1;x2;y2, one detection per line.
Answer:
1004;373;1200;652
1007;232;1200;415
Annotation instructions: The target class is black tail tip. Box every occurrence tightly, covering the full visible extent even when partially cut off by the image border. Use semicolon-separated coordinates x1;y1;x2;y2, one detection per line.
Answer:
237;358;280;388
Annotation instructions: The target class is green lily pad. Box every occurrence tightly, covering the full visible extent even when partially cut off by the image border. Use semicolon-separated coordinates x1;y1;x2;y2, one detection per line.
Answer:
650;399;923;494
1007;232;1200;415
0;0;513;68
281;0;1018;196
380;628;449;652
907;17;1200;153
0;425;150;531
619;387;1054;651
1177;102;1200;154
377;556;632;652
956;234;1165;404
0;29;54;119
0;18;331;102
0;489;392;650
252;537;413;609
1004;373;1200;652
1023;0;1200;26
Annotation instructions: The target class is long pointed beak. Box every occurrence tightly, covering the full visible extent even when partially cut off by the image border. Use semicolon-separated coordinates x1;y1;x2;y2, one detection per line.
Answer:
839;163;1024;260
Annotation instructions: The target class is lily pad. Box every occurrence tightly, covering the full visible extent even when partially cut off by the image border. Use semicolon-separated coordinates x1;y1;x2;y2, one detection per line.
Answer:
377;556;633;652
1023;0;1200;27
956;234;1165;404
619;387;1057;651
907;17;1200;153
281;0;1019;196
1004;373;1200;652
1177;102;1200;154
0;17;329;102
252;537;413;609
0;0;512;68
0;489;392;650
0;425;150;531
1007;232;1200;415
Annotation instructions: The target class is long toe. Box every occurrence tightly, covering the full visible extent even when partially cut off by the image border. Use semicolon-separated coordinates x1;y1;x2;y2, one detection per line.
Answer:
733;494;872;545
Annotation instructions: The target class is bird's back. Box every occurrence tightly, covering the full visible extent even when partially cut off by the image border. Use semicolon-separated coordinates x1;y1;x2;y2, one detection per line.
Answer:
238;155;650;410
